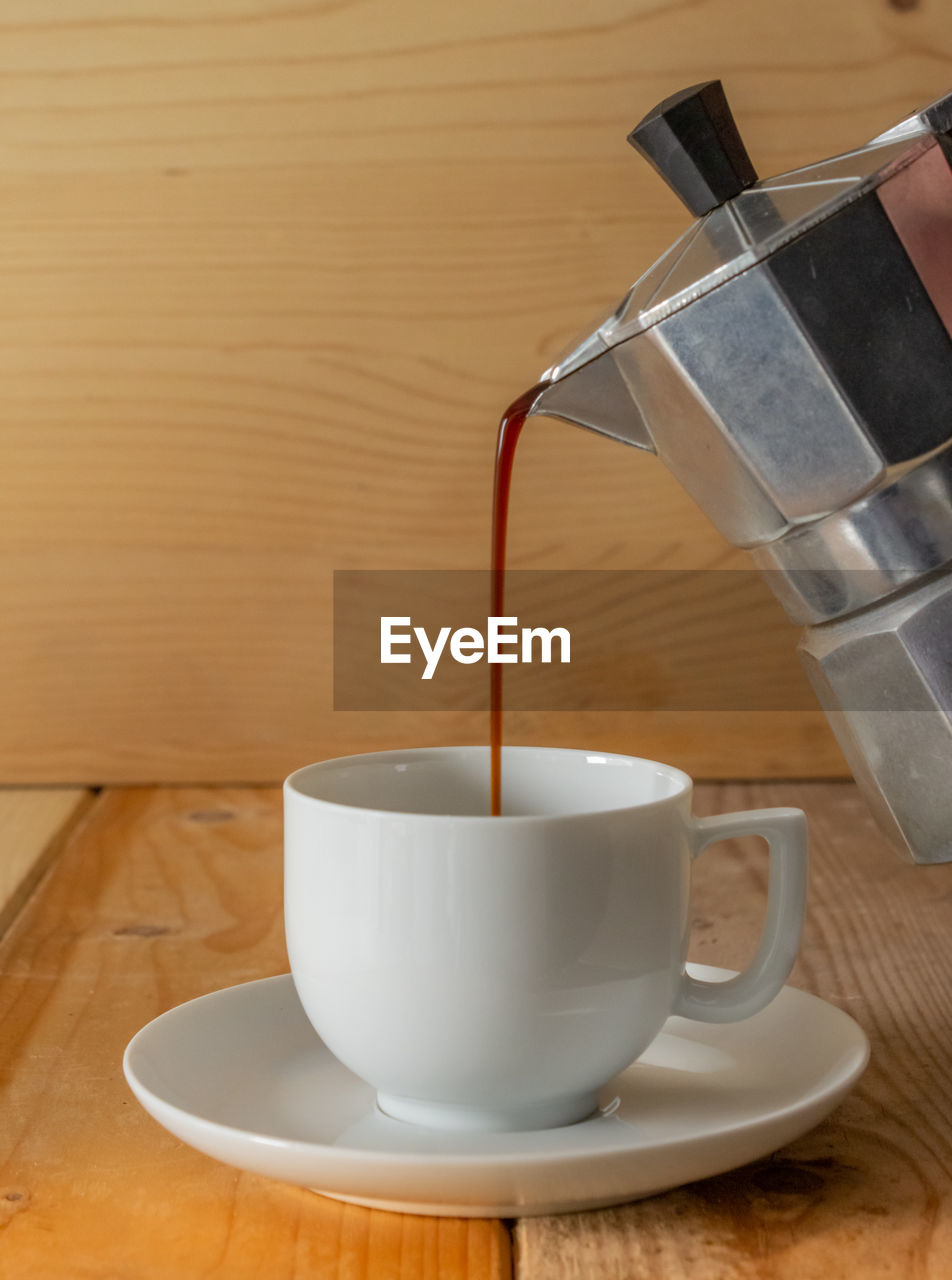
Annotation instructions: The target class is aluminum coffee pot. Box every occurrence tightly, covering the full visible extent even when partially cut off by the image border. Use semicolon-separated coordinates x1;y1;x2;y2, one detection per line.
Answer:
524;80;952;864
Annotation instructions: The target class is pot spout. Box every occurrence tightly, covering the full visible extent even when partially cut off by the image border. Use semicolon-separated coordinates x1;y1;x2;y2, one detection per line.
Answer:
526;349;656;453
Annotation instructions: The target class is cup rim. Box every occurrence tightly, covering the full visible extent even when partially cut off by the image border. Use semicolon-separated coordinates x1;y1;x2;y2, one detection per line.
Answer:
283;744;693;824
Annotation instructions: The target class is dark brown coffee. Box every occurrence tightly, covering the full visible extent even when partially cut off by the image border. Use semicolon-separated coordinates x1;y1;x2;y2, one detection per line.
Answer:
490;383;547;815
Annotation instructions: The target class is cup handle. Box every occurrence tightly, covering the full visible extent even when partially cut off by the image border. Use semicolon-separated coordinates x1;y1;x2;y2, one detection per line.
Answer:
673;807;808;1023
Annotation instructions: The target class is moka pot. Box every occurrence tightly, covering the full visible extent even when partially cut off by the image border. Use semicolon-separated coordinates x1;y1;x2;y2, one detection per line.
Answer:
525;80;952;863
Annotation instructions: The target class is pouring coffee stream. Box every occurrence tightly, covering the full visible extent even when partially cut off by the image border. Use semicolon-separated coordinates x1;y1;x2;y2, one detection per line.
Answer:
489;382;546;815
490;79;952;861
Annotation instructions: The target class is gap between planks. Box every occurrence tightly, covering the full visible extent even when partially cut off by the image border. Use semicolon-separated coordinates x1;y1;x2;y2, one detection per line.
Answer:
0;787;97;940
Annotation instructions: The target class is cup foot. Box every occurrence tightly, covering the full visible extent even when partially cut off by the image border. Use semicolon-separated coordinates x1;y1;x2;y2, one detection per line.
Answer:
376;1090;600;1133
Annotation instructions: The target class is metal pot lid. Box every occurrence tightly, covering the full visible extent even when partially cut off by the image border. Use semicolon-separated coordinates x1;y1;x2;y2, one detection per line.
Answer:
547;81;949;379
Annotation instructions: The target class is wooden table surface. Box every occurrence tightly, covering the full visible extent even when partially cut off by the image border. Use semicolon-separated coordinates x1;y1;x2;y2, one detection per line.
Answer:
1;780;951;1278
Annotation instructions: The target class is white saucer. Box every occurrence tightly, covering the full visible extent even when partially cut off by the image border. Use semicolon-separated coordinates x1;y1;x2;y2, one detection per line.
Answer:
123;968;869;1218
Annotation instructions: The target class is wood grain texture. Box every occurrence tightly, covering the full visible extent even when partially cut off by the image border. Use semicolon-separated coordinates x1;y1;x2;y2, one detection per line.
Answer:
0;788;92;935
4;0;951;781
517;780;952;1278
0;786;511;1279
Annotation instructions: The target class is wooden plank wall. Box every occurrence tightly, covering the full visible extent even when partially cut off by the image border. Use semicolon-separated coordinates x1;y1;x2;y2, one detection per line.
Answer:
1;0;947;784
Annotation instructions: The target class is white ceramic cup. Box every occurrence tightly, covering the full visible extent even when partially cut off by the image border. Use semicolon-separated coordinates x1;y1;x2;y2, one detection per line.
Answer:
284;746;807;1133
